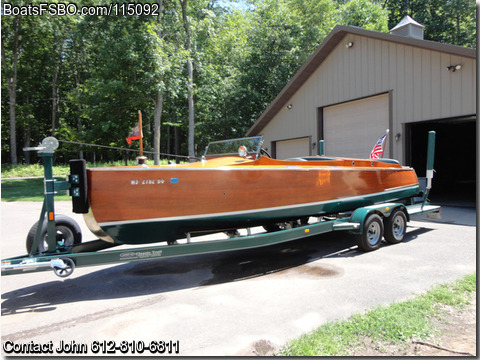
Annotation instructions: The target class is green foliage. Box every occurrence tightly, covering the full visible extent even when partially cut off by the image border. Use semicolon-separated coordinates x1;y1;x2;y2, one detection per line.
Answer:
1;164;70;178
2;0;475;164
386;0;476;48
337;0;389;32
74;13;166;149
281;273;476;356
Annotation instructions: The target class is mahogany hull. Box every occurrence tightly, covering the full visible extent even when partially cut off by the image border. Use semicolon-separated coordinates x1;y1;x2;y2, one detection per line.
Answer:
84;157;420;245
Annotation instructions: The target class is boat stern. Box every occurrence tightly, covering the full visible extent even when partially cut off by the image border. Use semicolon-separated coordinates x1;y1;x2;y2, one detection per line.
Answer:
83;210;115;243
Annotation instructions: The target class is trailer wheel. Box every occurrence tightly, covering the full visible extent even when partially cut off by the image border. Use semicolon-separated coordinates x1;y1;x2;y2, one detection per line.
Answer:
263;222;289;232
26;215;82;254
384;209;407;244
356;214;383;252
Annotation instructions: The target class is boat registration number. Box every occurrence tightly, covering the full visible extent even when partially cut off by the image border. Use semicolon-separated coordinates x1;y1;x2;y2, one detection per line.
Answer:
130;178;166;185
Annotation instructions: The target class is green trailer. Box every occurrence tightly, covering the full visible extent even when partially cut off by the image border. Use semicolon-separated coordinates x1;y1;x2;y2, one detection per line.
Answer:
1;133;440;279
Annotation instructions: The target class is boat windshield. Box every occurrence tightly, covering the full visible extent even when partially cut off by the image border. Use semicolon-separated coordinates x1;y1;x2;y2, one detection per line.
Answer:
203;136;264;159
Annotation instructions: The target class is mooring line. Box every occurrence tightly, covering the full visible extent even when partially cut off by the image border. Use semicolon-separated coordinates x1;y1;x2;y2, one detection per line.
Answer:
57;139;199;160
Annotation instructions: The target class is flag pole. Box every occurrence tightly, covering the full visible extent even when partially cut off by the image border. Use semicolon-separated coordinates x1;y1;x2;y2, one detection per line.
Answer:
382;129;389;158
138;110;143;156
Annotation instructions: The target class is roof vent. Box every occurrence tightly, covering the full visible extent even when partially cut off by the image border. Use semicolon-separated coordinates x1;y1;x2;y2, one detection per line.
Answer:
390;15;424;40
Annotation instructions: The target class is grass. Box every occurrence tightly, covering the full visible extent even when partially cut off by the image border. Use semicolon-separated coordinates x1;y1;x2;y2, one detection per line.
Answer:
1;178;70;202
1;160;175;201
1;159;173;179
280;273;476;356
1;163;71;179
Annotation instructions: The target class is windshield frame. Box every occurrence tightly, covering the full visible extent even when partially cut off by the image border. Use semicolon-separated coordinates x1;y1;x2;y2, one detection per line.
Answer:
203;136;264;159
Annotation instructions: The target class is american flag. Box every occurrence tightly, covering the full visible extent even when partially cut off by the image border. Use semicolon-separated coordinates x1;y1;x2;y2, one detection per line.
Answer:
369;130;389;159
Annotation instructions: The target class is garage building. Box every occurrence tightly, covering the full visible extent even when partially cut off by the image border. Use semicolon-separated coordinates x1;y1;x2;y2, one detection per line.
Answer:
246;17;476;203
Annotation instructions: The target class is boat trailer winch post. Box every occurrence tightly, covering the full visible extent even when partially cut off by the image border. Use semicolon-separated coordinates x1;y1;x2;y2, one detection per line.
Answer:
22;137;82;255
422;131;436;210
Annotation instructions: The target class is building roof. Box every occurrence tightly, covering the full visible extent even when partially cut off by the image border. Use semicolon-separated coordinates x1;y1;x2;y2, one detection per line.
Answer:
246;25;476;136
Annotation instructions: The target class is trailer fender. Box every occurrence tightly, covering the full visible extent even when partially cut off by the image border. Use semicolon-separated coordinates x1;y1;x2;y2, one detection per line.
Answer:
349;203;409;235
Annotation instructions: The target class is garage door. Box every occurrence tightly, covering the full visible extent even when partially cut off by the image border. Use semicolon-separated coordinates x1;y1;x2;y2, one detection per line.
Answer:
323;94;389;158
275;137;310;159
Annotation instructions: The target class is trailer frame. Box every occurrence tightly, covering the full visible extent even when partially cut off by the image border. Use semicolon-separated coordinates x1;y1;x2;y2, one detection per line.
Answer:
1;133;441;279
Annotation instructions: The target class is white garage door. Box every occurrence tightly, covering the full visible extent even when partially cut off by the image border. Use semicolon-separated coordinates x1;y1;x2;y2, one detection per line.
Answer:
275;137;310;159
323;94;389;158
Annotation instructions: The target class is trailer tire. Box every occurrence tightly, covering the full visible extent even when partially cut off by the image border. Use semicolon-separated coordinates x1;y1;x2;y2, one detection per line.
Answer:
26;215;82;254
263;222;289;232
356;214;383;252
384;209;407;244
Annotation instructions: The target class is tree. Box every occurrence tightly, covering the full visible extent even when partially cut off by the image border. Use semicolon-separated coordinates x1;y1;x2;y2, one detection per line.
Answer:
1;0;403;165
48;16;72;136
72;13;168;160
232;0;337;132
337;0;389;32
1;15;22;164
179;0;196;159
194;7;252;145
152;0;165;165
385;0;475;48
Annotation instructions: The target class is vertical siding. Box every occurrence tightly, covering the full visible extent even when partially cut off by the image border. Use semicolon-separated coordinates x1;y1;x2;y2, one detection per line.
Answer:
440;53;451;116
404;46;414;123
421;49;431;119
450;56;463;116
462;59;475;112
412;48;422;121
260;33;476;163
430;52;441;119
396;45;405;125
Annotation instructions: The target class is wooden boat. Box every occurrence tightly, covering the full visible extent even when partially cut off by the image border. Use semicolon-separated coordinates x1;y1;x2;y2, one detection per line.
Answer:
81;136;421;245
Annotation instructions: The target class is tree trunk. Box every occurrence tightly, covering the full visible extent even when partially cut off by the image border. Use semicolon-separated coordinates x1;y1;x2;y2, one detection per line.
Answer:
1;16;21;164
51;32;64;136
24;128;31;165
175;126;180;164
8;84;17;164
153;91;163;165
75;57;84;159
24;98;32;164
187;59;194;160
180;0;195;160
51;66;59;135
152;0;164;165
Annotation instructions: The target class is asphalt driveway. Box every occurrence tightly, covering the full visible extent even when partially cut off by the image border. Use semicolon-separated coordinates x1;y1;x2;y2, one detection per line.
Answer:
1;201;476;356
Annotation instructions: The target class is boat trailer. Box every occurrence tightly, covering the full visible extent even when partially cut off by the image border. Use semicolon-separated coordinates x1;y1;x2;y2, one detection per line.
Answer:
1;133;441;279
